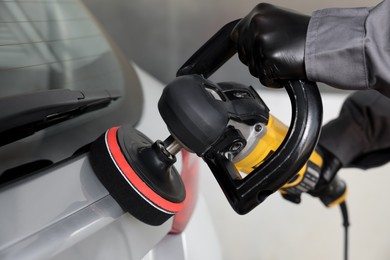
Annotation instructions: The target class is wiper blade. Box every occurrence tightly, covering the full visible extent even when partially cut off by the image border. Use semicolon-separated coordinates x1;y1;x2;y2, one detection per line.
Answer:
0;89;121;146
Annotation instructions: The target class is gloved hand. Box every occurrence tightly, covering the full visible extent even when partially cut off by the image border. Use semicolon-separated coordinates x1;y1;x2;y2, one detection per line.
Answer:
280;146;347;208
230;3;310;88
308;147;347;207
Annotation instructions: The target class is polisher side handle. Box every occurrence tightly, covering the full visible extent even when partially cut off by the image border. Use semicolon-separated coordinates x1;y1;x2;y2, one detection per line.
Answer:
176;19;240;78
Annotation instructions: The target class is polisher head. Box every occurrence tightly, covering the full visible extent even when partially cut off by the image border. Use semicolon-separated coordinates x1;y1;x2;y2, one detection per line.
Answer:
89;125;186;226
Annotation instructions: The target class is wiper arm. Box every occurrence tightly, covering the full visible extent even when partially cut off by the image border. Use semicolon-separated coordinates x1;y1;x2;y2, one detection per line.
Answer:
0;89;121;146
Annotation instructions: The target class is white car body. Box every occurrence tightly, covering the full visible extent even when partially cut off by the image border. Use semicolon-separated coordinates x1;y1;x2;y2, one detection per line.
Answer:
0;1;221;258
0;64;222;260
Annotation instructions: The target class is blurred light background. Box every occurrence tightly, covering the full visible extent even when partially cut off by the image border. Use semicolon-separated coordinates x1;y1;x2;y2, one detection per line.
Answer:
83;0;379;86
82;0;390;259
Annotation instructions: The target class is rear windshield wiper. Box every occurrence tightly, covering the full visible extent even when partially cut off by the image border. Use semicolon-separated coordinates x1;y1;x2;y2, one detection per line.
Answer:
0;89;121;146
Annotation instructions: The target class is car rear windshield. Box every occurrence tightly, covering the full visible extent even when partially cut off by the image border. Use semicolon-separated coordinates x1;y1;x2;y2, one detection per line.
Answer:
0;0;124;98
0;0;143;184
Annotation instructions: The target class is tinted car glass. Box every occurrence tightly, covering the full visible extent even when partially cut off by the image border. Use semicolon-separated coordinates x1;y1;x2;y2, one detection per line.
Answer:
0;0;124;98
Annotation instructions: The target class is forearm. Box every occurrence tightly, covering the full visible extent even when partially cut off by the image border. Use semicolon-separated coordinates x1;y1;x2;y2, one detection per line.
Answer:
319;90;390;169
305;0;390;97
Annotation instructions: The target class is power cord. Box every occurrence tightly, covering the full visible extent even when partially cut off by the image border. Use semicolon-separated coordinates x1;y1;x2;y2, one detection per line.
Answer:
339;202;349;260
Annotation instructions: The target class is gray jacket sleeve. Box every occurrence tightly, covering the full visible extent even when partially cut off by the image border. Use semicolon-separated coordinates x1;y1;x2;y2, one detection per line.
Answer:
305;0;390;97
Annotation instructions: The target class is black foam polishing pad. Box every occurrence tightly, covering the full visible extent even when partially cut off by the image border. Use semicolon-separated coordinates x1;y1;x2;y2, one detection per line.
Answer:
89;125;186;226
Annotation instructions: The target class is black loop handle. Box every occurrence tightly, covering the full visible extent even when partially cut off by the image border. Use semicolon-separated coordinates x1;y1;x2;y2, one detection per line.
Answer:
235;79;322;213
177;19;240;78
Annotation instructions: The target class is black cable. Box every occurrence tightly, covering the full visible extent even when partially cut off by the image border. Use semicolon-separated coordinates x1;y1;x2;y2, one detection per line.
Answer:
339;202;349;260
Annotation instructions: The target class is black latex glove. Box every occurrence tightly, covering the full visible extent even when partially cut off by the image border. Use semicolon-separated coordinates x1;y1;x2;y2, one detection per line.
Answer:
280;145;347;207
309;146;346;207
231;3;310;87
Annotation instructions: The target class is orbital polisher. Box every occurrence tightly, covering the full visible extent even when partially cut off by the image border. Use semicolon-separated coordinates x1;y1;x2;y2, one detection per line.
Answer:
89;21;347;228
